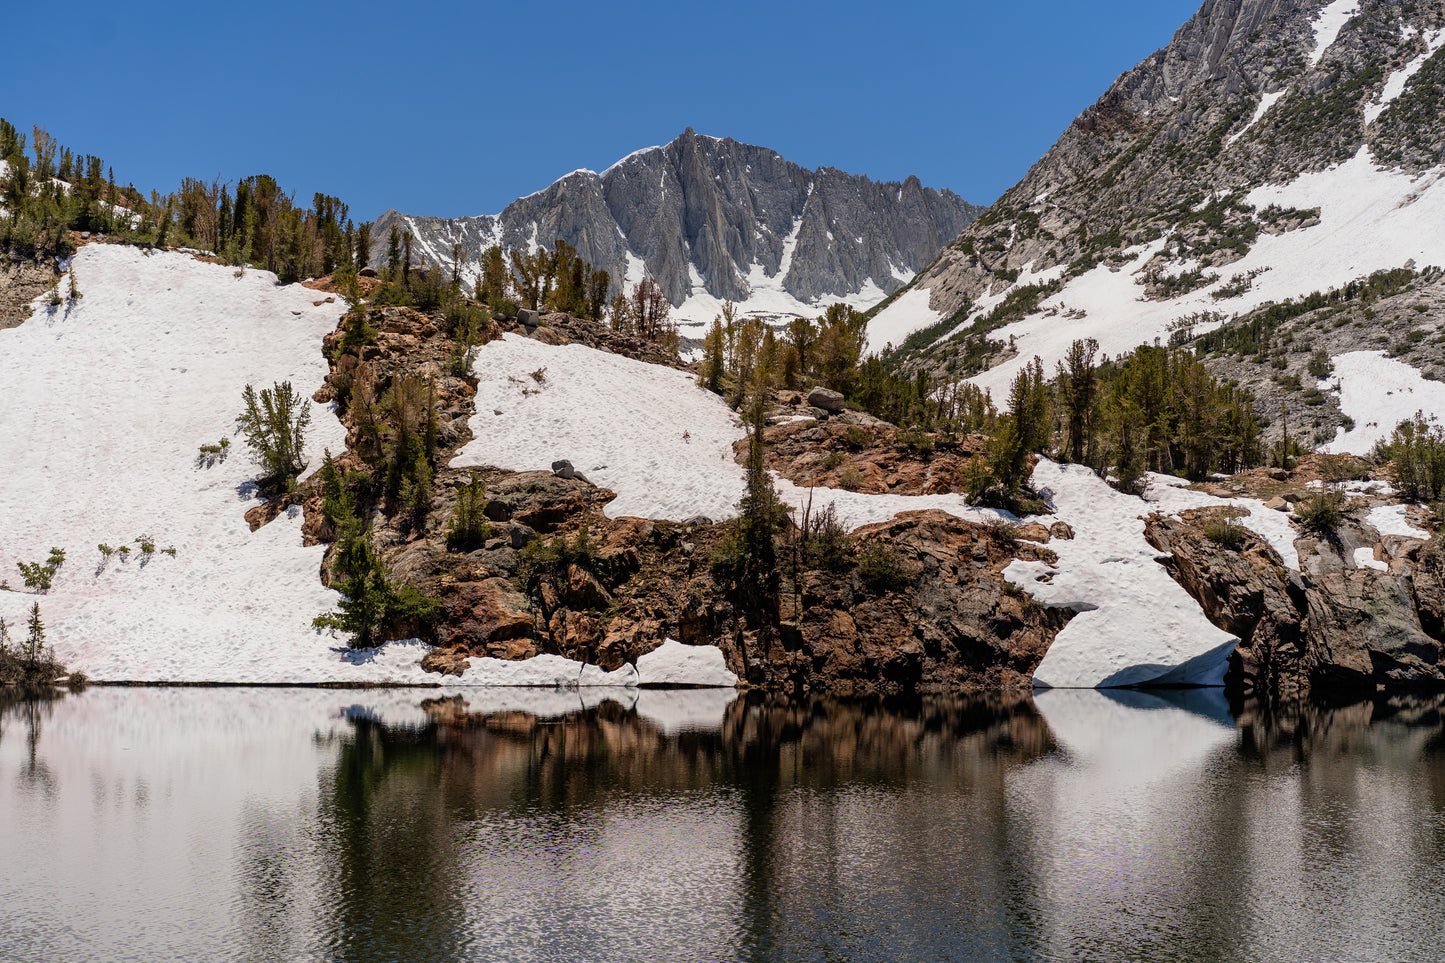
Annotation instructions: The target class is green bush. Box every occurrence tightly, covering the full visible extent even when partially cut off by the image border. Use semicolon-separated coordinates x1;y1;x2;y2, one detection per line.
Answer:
1375;412;1445;502
1204;518;1249;549
858;540;913;593
1296;490;1345;532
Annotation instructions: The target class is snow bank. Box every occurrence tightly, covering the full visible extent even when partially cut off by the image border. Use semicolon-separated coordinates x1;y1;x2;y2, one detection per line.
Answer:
1320;350;1445;454
865;287;942;356
1007;461;1241;688
636;639;739;687
1368;504;1430;539
459;333;749;521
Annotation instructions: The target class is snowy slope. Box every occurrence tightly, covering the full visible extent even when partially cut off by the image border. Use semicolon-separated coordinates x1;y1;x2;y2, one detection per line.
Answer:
457;332;1013;531
953;147;1445;400
0;246;735;686
1005;461;1296;688
0;245;358;682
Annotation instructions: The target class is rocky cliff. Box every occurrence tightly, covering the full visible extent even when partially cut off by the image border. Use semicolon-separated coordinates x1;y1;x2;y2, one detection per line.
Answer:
877;0;1445;411
371;129;981;322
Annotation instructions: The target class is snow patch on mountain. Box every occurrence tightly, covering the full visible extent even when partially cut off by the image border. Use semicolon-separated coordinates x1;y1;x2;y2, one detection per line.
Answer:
967;147;1445;399
1365;28;1445;125
1228;90;1287;146
1310;0;1360;66
1319;350;1445;454
865;288;943;355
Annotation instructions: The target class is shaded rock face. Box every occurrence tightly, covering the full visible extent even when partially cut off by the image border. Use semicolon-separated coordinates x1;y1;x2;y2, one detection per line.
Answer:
371;129;981;310
1146;509;1445;700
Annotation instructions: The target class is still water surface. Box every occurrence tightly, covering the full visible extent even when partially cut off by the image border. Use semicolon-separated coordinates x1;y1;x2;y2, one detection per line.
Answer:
1;686;1444;962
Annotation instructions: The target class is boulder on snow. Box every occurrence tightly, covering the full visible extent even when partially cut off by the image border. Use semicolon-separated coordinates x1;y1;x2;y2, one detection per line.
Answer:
807;386;845;412
551;459;575;479
1049;521;1075;540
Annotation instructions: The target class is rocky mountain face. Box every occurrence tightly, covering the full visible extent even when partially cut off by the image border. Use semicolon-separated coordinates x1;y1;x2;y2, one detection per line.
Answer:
877;0;1445;414
371;129;981;319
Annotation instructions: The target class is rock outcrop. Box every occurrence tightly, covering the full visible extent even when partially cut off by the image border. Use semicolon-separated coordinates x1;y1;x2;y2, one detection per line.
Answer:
1147;506;1445;699
371;129;981;316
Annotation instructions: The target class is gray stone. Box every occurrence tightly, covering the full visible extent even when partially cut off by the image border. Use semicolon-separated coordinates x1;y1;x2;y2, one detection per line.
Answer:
358;267;378;278
518;308;542;327
807;387;845;412
508;522;538;549
551;459;575;479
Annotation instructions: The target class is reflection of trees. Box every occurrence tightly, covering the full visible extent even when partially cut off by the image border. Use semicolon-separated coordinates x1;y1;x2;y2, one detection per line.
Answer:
0;690;66;800
315;717;471;963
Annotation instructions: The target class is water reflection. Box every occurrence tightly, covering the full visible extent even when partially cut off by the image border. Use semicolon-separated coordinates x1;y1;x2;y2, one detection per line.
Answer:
1;687;1444;962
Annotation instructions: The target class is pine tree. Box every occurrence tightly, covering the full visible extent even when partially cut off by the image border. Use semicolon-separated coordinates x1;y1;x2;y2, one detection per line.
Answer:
25;602;44;662
235;382;311;492
700;319;726;394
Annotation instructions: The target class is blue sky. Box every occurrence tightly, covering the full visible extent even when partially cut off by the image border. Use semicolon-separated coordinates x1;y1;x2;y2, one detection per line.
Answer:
5;0;1201;221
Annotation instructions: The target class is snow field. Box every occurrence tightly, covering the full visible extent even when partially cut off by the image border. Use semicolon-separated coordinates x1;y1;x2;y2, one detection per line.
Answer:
457;332;1010;531
0;248;740;686
965;146;1445;401
1320;350;1445;455
0;245;356;682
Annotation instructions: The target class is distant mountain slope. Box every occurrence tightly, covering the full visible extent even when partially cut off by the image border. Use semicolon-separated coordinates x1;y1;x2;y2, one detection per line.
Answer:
876;0;1445;397
372;129;981;323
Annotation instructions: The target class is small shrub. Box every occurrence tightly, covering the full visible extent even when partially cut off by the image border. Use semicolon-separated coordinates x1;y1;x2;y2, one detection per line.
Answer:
16;561;53;593
1204;519;1249;549
135;535;156;555
97;543;115;558
820;451;846;471
843;426;869;449
1297;490;1345;532
858;541;913;593
117;545;131;558
989;517;1020;549
838;467;867;491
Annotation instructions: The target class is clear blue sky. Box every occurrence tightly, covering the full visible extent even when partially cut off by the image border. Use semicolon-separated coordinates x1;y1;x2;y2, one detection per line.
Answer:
4;0;1201;222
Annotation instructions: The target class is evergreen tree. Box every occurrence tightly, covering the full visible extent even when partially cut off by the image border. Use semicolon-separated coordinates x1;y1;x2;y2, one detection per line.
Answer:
25;602;44;662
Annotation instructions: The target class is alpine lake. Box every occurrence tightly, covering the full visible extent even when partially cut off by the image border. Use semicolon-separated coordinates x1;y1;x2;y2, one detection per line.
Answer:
2;684;1444;962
